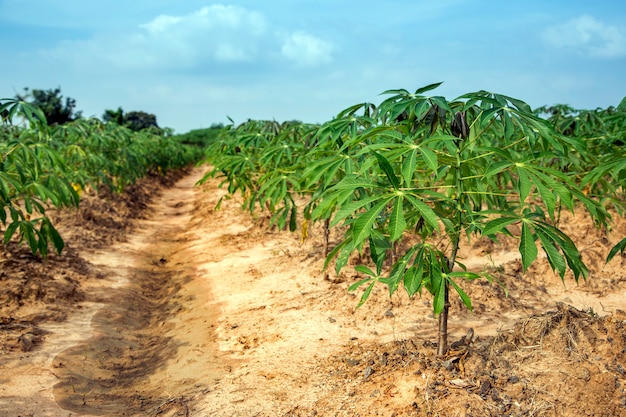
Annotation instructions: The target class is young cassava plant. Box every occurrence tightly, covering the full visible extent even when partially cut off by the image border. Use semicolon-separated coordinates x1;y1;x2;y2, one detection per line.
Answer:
311;83;610;355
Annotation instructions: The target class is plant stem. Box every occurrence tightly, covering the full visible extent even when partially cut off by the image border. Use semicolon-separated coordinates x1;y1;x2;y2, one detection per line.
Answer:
323;218;331;257
437;282;450;356
437;146;464;356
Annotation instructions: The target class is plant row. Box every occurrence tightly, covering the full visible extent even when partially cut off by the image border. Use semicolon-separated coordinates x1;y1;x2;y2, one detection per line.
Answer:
202;83;626;353
0;99;205;257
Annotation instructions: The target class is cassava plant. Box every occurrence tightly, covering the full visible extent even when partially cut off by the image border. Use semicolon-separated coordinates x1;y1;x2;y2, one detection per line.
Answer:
202;119;322;232
0;98;79;256
311;83;610;355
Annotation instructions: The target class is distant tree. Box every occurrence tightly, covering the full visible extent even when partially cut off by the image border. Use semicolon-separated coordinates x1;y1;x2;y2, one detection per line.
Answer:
17;87;81;125
123;111;159;132
102;106;125;125
175;123;225;147
102;107;159;132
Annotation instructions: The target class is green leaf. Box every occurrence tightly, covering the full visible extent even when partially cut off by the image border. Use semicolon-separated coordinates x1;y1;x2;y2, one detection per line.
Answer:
348;276;372;293
482;216;518;236
401;148;417;186
520;221;538;271
607;237;626;263
529;168;574;212
325;174;374;191
355;264;377;277
533;221;587;280
432;268;446;314
324;237;350;271
4;222;20;245
388;195;407;242
448;278;472;311
517;167;531;204
404;194;440;230
483;160;512;178
43;218;64;255
419;146;438;173
331;193;384;227
369;233;390;273
403;266;423;297
531;174;556;220
503;109;515;142
373;151;400;190
415;82;444;95
22;222;39;256
352;199;390;248
354;280;376;309
289;204;297;232
535;227;566;278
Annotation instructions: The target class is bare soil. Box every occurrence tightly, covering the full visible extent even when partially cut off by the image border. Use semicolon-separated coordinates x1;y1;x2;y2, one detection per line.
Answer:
1;166;626;417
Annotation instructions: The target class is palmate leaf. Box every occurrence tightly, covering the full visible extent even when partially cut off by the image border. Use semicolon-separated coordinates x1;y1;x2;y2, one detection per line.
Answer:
350;266;381;310
311;186;355;221
527;166;574;211
532;221;588;281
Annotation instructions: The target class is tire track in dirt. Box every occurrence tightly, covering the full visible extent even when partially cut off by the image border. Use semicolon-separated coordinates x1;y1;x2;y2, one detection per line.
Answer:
51;166;228;416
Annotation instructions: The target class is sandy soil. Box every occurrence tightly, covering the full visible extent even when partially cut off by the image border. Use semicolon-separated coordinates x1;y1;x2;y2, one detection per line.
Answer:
1;166;626;417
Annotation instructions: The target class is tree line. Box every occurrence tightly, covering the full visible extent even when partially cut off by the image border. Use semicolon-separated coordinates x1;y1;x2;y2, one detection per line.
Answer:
3;87;161;132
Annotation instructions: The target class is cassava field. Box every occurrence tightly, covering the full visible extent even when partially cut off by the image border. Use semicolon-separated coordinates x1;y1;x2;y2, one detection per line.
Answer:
1;86;626;416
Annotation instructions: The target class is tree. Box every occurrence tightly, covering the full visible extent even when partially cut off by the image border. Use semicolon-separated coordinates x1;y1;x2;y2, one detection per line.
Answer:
123;111;159;132
102;108;160;132
17;87;81;125
103;107;124;125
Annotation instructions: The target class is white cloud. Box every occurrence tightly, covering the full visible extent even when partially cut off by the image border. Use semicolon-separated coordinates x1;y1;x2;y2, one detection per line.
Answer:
140;5;266;36
281;31;334;67
43;4;270;70
38;5;340;72
542;15;626;58
134;5;268;64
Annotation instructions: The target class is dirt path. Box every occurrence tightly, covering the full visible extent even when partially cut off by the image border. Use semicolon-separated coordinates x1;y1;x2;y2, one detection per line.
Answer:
1;168;227;416
2;166;626;416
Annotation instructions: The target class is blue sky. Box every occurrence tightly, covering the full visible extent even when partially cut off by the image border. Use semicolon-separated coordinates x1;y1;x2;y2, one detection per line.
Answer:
1;1;625;133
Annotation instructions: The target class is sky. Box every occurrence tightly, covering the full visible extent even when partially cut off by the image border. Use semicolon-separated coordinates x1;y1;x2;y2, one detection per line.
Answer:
1;1;625;133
